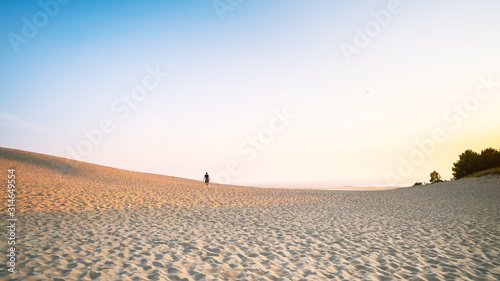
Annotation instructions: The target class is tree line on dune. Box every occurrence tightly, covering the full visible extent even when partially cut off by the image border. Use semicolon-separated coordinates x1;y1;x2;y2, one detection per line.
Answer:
452;147;500;179
414;147;500;186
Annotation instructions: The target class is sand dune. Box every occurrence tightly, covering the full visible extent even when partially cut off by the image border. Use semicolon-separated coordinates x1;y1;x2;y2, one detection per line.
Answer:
1;147;499;280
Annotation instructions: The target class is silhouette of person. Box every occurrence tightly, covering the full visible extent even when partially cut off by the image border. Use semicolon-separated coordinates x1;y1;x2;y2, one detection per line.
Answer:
203;172;210;186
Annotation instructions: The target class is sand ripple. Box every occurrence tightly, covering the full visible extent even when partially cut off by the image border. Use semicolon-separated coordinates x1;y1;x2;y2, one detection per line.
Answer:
1;148;499;280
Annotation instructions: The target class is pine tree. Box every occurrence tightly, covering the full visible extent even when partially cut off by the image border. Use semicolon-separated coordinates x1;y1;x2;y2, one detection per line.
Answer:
430;171;442;183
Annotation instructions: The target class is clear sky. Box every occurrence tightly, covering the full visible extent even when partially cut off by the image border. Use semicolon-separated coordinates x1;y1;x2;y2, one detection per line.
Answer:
1;0;499;187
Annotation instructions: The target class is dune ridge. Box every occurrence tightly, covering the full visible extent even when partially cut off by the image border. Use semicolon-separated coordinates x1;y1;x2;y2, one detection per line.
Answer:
1;147;499;280
0;147;329;212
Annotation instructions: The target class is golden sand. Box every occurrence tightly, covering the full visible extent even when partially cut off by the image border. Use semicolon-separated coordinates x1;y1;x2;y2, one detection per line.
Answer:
1;147;499;280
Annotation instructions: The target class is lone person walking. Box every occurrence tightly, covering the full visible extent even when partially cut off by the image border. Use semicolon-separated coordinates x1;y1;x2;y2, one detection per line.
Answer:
203;172;210;186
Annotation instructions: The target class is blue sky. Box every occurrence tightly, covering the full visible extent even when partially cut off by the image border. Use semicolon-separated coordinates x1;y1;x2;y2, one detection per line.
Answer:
1;0;500;187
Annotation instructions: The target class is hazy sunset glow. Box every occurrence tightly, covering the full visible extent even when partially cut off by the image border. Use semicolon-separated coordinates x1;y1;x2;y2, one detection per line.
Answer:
1;0;499;187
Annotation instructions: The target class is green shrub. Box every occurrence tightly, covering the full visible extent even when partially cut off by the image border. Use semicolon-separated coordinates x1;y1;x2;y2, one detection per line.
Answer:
464;167;500;178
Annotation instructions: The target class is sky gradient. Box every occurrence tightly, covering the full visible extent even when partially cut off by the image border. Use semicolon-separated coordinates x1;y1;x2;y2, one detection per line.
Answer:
1;0;500;187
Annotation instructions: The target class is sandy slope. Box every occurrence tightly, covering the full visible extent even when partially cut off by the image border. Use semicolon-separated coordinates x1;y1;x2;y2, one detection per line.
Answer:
0;147;499;280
